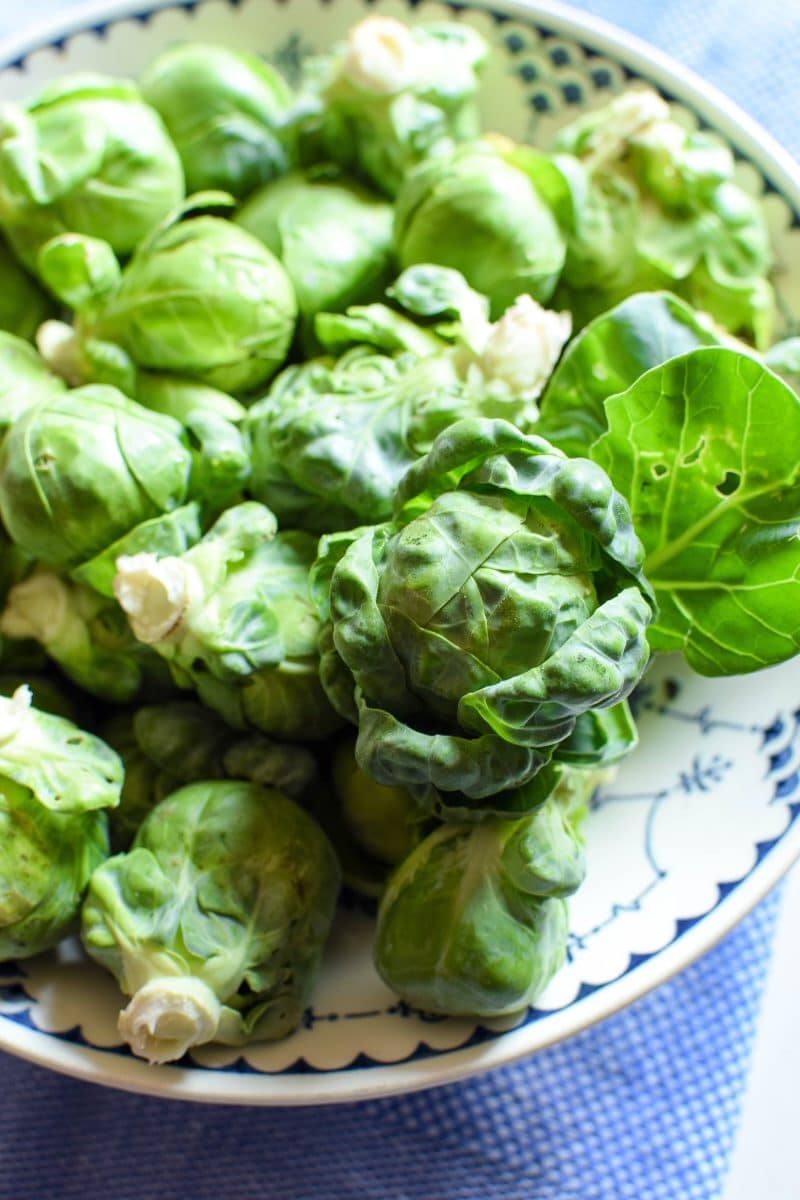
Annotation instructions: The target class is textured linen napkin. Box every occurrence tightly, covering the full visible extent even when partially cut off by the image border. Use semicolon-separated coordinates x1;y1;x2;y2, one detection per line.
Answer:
0;4;796;1200
0;889;784;1200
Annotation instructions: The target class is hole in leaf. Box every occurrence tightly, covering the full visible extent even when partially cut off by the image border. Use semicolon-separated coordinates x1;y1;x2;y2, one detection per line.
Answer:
651;462;669;480
681;438;706;467
715;471;741;496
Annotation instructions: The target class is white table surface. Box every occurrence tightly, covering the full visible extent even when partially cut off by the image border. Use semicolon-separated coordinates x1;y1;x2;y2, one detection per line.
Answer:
724;863;800;1200
0;5;797;1197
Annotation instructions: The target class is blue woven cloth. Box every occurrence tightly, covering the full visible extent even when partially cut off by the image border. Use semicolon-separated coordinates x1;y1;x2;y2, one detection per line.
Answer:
0;4;795;1199
0;891;782;1200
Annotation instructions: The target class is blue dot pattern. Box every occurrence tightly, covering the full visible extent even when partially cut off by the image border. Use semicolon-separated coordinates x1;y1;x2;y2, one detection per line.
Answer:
0;888;783;1199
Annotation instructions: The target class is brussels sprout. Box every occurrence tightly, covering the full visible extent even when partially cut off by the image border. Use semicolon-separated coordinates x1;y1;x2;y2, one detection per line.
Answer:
297;17;487;197
331;737;423;866
81;779;340;1062
550;90;775;344
131;373;251;519
135;373;248;425
236;168;395;330
374;775;588;1016
0;331;65;435
0;506;44;673
0;235;54;339
312;418;653;806
103;700;319;850
83;209;297;395
0;568;177;704
113;502;342;740
101;712;176;853
0;75;184;272
37;231;121;313
0;384;193;568
245;348;462;531
395;142;566;316
247;276;571;532
140;43;294;199
0;685;122;960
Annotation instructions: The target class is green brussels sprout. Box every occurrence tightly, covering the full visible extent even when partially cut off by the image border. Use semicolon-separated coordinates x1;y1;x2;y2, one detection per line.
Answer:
395;142;566;316
103;700;319;850
312;418;653;807
135;373;248;426
0;331;65;436
37;231;121;313
0;568;178;704
236;168;395;330
297;17;487;197
140;43;294;199
113;502;342;741
81;779;341;1062
132;373;251;519
101;712;176;853
247;270;571;532
0;384;193;569
82;208;297;395
0;235;54;340
550;90;775;345
0;75;184;273
331;737;423;867
373;774;588;1016
246;348;461;531
0;685;122;960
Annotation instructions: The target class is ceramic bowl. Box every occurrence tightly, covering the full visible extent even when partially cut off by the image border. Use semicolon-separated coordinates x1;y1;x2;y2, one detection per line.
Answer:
1;0;799;1106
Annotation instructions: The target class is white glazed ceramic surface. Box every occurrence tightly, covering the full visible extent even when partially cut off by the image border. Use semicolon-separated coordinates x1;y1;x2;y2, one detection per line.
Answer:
1;0;799;1106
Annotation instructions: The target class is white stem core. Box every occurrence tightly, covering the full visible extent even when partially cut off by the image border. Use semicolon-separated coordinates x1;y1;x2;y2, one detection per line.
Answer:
35;320;84;387
114;553;198;644
118;977;222;1065
0;685;32;746
342;16;419;94
463;295;572;403
0;572;69;644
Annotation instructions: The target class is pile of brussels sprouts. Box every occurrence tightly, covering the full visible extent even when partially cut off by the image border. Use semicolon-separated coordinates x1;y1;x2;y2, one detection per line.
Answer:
0;15;797;1065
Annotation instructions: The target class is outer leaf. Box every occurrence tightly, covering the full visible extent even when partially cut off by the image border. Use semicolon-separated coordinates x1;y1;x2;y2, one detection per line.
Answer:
394;417;651;595
536;291;719;457
71;503;202;598
355;693;549;801
458;588;653;745
591;347;800;674
0;687;122;813
0;776;109;959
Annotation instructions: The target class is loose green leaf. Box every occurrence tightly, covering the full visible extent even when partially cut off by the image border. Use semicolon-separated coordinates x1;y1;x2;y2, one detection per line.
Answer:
537;291;720;456
591;347;800;674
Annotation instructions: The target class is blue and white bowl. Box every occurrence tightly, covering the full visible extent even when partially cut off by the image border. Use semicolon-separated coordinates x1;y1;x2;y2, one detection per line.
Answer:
1;0;799;1105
